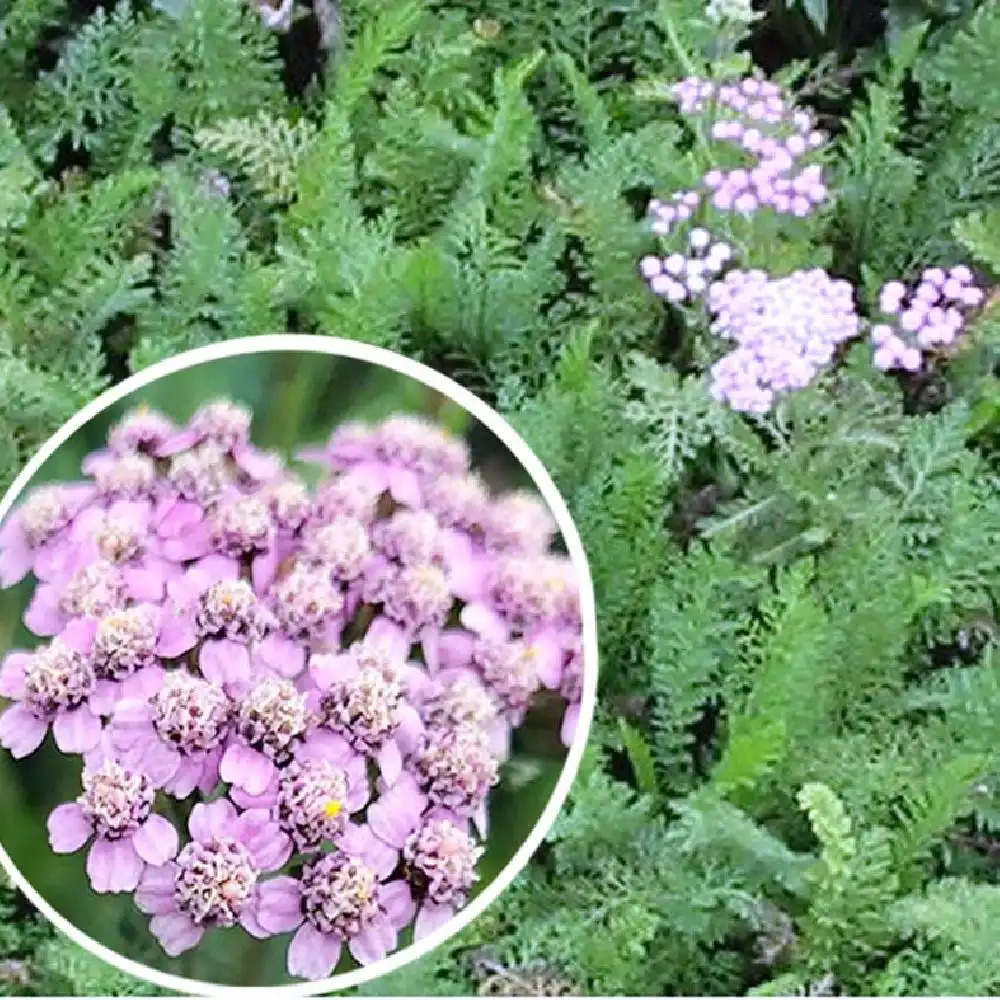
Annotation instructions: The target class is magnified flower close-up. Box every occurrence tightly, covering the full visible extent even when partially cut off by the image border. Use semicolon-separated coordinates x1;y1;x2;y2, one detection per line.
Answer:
0;397;584;983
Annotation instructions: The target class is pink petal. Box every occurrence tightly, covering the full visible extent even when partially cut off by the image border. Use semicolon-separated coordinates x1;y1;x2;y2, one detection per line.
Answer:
133;815;179;865
156;499;203;537
219;743;275;796
377;739;403;786
23;586;65;636
119;665;164;702
161;523;212;562
123;563;166;602
460;604;509;643
419;627;441;673
254;634;305;679
239;898;272;939
414;901;456;941
561;702;580;747
139;739;182;787
367;776;427;848
34;543;80;584
86;837;144;893
165;755;203;798
149;912;204;957
60;617;97;653
256;877;304;934
188;799;238;842
233;809;291;871
234;443;282;481
155;428;199;458
386;467;422;508
0;653;29;698
199;638;250;688
156;614;197;658
301;728;354;765
135;864;180;915
338;824;399;879
308;651;346;690
192;554;241;584
0;704;47;758
348;919;392;965
0;537;33;587
47;802;93;853
52;707;102;753
436;630;475;670
394;703;424;756
380;880;416;930
532;635;565;688
288;923;342;981
251;547;281;592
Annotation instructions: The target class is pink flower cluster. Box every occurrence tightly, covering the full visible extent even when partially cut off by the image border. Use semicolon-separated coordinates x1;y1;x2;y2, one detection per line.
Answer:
871;265;985;373
672;75;828;219
0;400;583;982
707;268;860;414
640;228;735;304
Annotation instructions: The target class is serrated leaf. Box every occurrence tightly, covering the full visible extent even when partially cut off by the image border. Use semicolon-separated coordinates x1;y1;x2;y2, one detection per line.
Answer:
618;719;658;797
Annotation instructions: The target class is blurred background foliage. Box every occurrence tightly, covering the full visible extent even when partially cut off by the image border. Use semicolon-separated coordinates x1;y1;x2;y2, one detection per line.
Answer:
0;349;567;987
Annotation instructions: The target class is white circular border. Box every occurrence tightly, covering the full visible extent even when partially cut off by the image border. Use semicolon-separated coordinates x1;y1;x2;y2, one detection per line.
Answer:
0;334;598;998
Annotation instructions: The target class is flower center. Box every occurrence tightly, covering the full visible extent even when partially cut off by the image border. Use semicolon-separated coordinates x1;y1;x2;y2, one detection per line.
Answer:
424;673;498;728
20;488;72;548
174;837;257;927
24;642;96;714
473;640;541;714
299;517;370;581
267;480;312;533
415;725;499;815
277;758;350;852
94;516;145;564
300;853;381;937
235;677;310;763
168;444;233;506
189;402;252;452
269;566;344;640
59;562;128;620
152;674;231;755
313;475;380;524
372;510;441;566
92;606;159;681
383;564;452;631
94;453;157;500
321;666;402;754
108;408;174;455
210;496;274;557
484;492;556;555
403;819;482;906
79;761;154;839
195;580;266;641
492;556;575;629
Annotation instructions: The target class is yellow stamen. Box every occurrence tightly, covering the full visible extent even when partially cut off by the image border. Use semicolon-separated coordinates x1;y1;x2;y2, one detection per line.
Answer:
323;799;343;819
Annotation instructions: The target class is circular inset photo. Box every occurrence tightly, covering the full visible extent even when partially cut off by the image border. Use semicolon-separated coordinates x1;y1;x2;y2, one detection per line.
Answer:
0;336;597;995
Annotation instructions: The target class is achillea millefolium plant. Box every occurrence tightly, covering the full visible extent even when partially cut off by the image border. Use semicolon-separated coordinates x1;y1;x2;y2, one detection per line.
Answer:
3;0;1000;994
0;395;582;984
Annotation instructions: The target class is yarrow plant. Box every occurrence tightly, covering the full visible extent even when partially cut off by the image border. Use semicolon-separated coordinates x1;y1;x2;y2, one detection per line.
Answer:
0;399;583;982
638;74;987;414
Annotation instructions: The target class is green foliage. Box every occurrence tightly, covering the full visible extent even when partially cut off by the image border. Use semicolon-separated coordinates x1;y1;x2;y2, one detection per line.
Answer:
1;0;1000;995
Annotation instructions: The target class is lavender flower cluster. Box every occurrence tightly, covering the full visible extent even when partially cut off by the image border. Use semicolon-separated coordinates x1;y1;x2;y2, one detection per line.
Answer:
637;74;987;414
871;266;985;373
670;75;829;224
707;268;860;414
0;400;583;982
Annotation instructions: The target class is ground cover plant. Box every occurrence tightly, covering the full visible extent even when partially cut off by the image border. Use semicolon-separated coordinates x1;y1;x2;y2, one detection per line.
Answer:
2;0;1000;994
